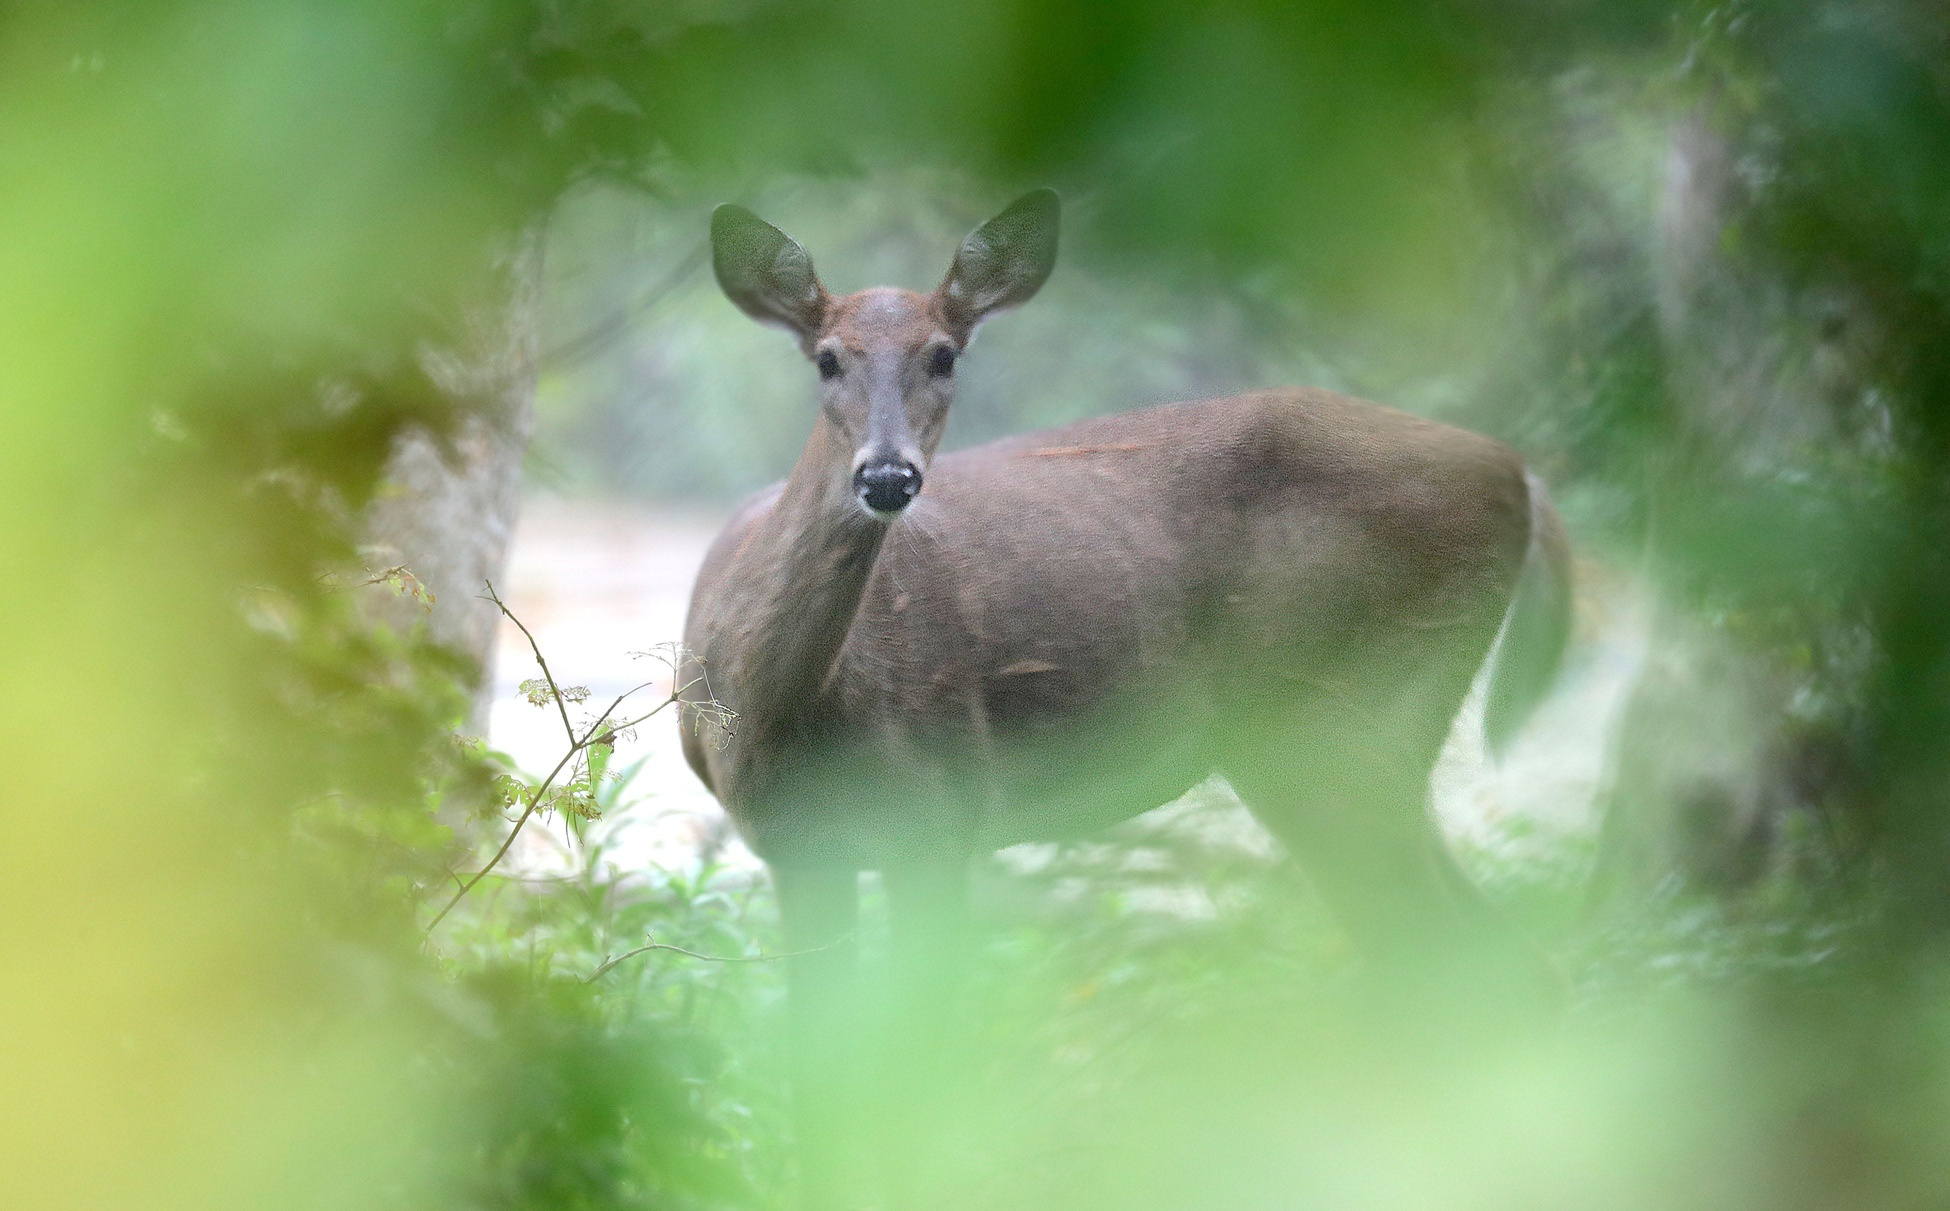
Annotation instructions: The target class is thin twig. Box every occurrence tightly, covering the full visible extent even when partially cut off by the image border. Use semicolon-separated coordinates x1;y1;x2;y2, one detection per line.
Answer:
484;580;577;748
426;595;683;934
585;679;666;740
601;695;683;736
537;245;706;372
427;593;600;932
583;931;856;983
427;798;542;932
425;704;595;932
425;590;728;936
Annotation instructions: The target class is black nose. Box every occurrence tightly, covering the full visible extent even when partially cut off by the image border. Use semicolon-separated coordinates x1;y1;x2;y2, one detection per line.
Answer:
853;461;922;513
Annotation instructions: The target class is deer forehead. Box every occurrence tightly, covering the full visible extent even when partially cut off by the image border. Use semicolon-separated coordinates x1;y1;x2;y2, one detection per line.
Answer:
822;287;950;352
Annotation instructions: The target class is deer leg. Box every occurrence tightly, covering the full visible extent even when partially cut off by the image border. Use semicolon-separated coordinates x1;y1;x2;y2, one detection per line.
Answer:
1232;728;1560;1017
875;856;971;1207
773;864;862;1210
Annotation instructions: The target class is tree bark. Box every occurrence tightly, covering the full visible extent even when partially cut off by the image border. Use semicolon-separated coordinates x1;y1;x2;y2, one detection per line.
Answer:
362;225;543;733
1593;109;1876;901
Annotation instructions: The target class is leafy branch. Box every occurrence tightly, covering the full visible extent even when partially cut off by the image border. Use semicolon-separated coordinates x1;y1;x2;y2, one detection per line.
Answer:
422;580;730;934
360;564;435;611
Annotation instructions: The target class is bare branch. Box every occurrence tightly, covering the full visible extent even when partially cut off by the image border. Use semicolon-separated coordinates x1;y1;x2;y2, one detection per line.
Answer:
583;679;665;742
602;694;684;737
427;799;538;933
538;245;706;372
483;580;576;748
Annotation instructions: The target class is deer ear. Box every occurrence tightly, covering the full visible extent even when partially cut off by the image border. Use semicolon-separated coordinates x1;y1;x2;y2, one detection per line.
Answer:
936;189;1059;340
711;204;829;340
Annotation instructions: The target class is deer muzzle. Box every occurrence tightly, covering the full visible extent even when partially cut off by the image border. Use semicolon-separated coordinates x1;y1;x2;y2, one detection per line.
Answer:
853;459;922;516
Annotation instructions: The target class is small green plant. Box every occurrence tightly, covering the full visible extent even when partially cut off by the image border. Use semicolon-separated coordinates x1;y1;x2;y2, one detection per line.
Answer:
423;585;800;1205
423;584;729;932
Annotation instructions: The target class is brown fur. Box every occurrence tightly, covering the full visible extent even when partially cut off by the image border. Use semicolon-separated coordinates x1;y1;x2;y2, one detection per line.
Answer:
680;386;1539;867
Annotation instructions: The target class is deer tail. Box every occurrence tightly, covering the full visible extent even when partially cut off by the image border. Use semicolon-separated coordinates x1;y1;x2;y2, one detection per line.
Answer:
1483;469;1573;758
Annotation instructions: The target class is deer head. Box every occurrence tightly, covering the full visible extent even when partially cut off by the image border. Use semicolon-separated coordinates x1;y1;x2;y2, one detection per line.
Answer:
710;190;1059;518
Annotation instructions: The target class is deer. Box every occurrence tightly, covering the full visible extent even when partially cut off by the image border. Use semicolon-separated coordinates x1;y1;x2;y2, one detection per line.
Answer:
677;190;1572;1207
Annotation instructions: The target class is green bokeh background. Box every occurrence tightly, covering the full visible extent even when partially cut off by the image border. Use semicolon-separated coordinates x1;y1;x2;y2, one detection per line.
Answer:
4;1;1948;1208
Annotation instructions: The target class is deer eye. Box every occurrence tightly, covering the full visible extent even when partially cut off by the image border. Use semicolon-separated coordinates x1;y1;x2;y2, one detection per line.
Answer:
816;350;841;379
928;345;957;378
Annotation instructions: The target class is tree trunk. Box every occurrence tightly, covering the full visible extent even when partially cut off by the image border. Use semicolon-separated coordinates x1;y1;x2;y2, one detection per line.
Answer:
1592;110;1876;902
362;225;544;734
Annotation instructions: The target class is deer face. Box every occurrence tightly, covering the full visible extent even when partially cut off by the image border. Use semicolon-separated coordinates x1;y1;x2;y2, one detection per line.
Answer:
711;190;1059;519
811;288;958;516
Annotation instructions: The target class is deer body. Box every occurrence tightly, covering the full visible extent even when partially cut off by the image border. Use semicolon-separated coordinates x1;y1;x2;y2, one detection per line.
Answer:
676;192;1570;1208
683;388;1541;867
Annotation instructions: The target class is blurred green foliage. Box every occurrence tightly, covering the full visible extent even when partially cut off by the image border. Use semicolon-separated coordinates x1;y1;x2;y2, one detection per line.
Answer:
3;0;1949;1208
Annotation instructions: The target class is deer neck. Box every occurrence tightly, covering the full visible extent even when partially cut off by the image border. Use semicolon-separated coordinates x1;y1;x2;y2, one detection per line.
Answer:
708;413;890;747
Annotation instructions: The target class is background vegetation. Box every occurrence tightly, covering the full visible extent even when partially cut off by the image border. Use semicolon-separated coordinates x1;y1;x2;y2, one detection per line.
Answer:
3;1;1947;1208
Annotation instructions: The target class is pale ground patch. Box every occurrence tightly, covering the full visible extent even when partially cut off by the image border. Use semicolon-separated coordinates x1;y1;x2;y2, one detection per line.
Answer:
487;496;1646;890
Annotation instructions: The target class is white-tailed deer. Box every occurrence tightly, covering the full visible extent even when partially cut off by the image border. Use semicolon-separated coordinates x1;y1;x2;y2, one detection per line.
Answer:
679;190;1571;1205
